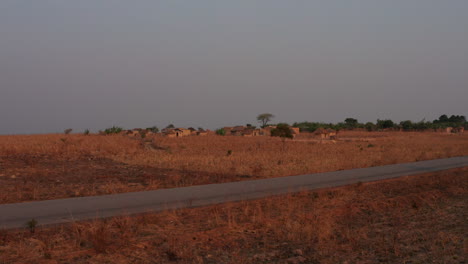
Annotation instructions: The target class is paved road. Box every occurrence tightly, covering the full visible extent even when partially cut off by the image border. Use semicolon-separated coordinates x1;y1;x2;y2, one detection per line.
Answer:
1;156;467;229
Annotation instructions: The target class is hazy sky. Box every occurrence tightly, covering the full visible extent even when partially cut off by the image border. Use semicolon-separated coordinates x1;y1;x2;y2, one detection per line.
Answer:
1;1;467;134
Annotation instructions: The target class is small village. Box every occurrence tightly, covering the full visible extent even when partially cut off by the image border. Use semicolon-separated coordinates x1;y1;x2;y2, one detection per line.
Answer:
93;114;466;141
119;125;345;140
118;125;464;142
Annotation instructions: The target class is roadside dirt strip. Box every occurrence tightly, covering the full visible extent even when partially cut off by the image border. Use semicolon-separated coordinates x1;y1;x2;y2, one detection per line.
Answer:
1;156;467;229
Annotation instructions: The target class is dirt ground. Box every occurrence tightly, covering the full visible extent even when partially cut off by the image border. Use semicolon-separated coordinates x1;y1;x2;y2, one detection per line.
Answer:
0;168;466;263
1;131;467;204
0;153;234;204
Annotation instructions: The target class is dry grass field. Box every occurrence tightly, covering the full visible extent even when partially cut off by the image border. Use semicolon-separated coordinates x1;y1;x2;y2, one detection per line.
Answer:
0;131;467;203
0;168;466;263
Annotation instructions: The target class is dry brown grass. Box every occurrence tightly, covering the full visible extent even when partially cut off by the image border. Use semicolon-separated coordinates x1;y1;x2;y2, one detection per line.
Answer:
0;131;467;203
0;168;466;263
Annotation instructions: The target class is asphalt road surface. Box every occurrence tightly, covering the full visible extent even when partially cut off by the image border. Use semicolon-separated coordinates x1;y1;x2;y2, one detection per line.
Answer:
1;156;467;229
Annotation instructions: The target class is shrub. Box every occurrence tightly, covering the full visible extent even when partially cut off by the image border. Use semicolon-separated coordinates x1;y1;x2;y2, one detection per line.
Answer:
83;129;90;135
271;123;293;139
365;122;376;131
27;218;38;233
376;119;395;129
400;120;413;131
146;126;159;133
104;126;123;135
216;128;226;136
64;128;72;135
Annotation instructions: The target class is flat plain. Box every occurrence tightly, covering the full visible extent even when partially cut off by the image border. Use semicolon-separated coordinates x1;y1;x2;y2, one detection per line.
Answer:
0;131;467;204
0;131;467;263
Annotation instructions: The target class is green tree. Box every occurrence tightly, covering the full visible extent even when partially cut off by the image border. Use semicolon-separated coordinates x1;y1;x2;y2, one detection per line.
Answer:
344;118;358;129
436;114;449;123
414;120;431;131
448;115;466;123
400;120;413;131
376;119;395;129
270;123;293;139
365;122;376;131
257;113;275;128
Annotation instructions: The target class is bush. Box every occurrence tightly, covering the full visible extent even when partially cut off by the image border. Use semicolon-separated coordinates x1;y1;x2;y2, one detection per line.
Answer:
146;126;159;133
365;122;376;131
83;129;90;135
64;128;72;135
376;119;395;129
216;128;226;136
104;126;123;135
27;218;38;233
271;123;293;139
400;120;413;131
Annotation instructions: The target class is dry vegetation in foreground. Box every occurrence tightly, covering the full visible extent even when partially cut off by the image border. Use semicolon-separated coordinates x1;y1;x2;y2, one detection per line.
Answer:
0;168;466;263
0;131;467;204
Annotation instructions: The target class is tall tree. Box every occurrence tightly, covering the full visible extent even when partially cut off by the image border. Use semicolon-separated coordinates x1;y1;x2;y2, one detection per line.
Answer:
257;113;275;127
438;114;449;123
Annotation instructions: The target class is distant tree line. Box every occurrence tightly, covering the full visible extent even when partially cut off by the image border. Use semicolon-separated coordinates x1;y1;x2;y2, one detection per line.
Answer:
293;114;467;132
81;114;465;136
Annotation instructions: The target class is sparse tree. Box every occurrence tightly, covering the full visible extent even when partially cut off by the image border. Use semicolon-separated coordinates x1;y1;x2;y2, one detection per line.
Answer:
64;128;72;135
165;124;175;129
257;113;275;128
344;118;358;129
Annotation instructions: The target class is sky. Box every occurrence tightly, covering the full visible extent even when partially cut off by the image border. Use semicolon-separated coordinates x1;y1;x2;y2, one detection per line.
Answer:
1;1;467;134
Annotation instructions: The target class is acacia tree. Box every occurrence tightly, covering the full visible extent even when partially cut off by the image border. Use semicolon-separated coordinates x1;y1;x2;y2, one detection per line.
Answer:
257;113;275;128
